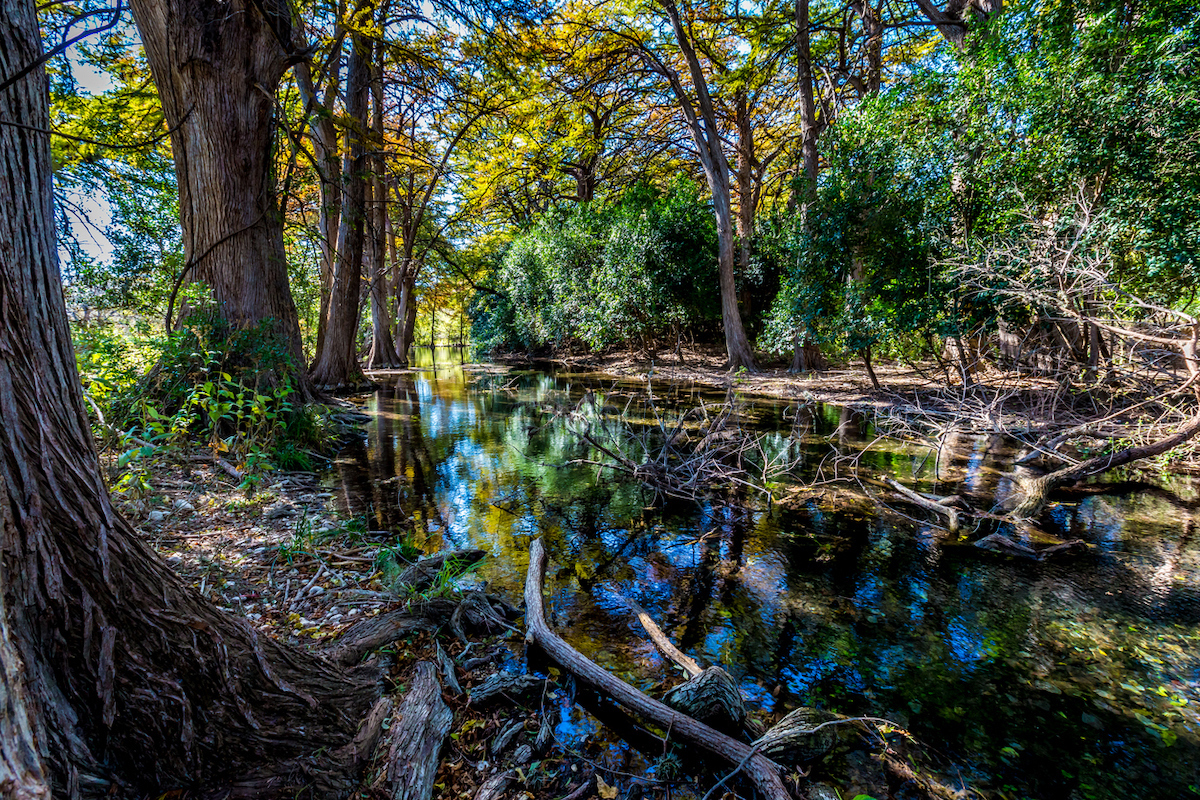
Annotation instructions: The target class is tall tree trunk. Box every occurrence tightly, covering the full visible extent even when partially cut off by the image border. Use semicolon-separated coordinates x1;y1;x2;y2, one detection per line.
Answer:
660;0;756;371
365;182;398;369
735;91;755;331
791;0;824;373
404;282;419;357
310;29;371;390
394;268;417;366
364;48;398;370
387;209;410;366
795;0;820;200
128;0;314;396
852;0;883;93
295;51;343;366
0;10;382;797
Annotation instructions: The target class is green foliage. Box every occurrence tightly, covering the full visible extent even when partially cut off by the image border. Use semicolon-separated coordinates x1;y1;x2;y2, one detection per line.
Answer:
760;90;960;361
957;0;1200;298
73;309;332;497
473;181;718;353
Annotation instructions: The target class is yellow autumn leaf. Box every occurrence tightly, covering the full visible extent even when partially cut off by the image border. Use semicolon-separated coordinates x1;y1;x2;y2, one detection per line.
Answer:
596;775;617;800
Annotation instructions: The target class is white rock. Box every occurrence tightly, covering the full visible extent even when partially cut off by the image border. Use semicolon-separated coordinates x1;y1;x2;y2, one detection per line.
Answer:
173;499;196;513
147;510;167;523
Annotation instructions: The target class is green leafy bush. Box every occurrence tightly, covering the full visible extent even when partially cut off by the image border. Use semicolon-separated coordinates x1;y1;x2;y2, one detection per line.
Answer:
472;181;719;353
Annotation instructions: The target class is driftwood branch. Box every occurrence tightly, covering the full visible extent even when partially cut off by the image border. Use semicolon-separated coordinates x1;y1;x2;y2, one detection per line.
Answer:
523;538;793;800
612;588;765;739
883;478;960;532
611;589;702;676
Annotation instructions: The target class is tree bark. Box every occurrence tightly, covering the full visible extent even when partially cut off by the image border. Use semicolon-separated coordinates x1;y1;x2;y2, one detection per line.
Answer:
383;662;451;800
0;11;384;796
794;0;820;200
295;51;343;364
365;38;399;370
791;0;827;374
128;0;313;396
311;28;372;390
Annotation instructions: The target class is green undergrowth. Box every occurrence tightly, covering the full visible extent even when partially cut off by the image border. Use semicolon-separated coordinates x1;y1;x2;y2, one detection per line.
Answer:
73;311;337;497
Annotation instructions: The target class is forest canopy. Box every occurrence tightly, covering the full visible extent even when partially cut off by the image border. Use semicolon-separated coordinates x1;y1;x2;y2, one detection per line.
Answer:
42;0;1199;387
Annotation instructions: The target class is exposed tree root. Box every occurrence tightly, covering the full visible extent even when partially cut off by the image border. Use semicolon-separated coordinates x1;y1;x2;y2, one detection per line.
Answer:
382;662;451;800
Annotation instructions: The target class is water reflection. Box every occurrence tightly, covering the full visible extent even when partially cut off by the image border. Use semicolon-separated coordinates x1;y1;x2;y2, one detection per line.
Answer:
332;350;1200;798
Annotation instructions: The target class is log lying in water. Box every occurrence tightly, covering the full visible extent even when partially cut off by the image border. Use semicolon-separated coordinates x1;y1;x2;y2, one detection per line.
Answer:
611;588;765;740
973;531;1089;560
384;661;452;800
757;706;838;766
524;537;793;800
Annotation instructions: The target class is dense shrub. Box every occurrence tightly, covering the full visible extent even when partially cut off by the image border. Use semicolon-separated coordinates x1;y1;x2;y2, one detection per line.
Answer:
471;182;719;353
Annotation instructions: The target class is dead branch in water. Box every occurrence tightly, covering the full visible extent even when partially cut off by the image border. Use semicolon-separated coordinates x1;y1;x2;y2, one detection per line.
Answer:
565;390;801;506
523;538;795;800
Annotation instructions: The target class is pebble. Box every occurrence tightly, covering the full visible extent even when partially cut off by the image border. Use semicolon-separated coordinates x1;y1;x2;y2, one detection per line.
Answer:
165;554;184;566
264;502;297;519
173;499;196;513
147;510;167;523
309;585;325;596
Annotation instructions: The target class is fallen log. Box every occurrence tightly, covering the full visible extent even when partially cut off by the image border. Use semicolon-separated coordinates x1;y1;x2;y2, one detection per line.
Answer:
524;538;793;800
973;532;1089;560
384;661;452;800
756;707;837;766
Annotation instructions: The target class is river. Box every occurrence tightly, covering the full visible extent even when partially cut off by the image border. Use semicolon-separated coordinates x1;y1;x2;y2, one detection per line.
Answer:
330;349;1200;799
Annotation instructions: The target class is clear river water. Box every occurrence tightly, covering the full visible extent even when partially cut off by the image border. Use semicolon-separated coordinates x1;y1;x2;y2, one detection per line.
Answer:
331;349;1200;800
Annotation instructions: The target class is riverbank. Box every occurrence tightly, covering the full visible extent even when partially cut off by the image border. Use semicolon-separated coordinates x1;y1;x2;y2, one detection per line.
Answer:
505;343;1065;416
497;342;1200;473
